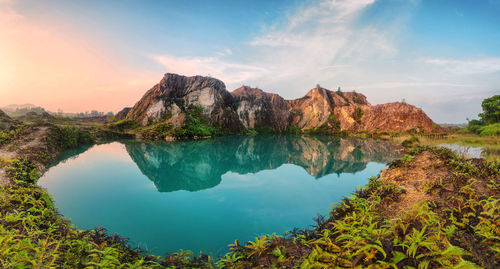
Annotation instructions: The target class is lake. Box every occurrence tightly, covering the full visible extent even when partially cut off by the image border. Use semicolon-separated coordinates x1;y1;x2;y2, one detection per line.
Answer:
38;135;402;257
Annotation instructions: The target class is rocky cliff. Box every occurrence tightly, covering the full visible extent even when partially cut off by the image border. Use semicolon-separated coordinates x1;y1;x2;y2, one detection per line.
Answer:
123;73;438;133
126;73;242;130
232;86;290;131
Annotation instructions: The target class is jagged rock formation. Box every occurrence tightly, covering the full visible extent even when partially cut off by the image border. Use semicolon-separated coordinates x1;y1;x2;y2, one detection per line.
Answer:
126;73;242;130
125;136;402;192
123;73;438;133
232;86;290;131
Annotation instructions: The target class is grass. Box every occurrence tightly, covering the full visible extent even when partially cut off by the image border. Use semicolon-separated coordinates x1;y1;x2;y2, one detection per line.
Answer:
391;133;500;161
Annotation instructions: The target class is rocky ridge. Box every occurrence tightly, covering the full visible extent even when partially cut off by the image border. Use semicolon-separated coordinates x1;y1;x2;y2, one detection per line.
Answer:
124;73;438;133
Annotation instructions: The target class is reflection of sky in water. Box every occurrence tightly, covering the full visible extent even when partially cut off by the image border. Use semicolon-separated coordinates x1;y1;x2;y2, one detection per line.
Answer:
38;137;400;257
438;143;483;158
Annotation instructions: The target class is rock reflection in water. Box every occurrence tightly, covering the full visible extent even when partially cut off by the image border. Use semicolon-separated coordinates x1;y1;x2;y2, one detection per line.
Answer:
125;135;402;192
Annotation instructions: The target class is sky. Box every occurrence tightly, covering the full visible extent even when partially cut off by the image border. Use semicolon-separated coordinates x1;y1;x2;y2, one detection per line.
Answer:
0;0;499;123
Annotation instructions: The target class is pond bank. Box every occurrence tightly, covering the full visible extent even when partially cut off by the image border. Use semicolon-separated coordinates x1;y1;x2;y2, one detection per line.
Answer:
0;124;498;268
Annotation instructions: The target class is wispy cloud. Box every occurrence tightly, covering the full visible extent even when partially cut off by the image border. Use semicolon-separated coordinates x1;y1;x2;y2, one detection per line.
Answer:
422;58;500;75
152;0;392;94
152;55;267;86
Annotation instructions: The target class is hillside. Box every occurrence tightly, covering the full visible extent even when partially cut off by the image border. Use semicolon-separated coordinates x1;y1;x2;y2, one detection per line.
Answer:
123;73;438;134
0;109;17;130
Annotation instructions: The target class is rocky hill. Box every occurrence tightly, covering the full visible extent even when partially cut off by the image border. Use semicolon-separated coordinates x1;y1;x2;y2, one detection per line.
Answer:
126;73;242;130
124;73;438;133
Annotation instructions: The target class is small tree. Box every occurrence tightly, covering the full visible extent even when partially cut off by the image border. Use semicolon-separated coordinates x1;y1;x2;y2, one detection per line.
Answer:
479;95;500;124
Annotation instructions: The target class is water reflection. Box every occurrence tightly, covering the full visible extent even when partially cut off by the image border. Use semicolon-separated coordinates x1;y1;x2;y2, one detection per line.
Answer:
125;135;402;192
38;135;404;256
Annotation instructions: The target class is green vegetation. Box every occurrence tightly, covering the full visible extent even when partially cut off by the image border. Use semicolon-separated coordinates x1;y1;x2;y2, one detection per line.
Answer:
5;157;39;186
109;119;139;132
353;96;363;104
466;95;500;136
1;107;499;267
479;95;500;124
253;124;275;134
45;125;94;151
0;183;163;268
131;106;222;139
218;146;500;268
173;105;218;138
401;135;419;147
140;122;174;139
284;124;302;134
336;87;349;103
477;122;500;136
354;107;364;124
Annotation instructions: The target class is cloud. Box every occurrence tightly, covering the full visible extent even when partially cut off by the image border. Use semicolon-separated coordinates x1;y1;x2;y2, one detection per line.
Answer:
422;58;500;75
151;0;392;94
152;55;267;86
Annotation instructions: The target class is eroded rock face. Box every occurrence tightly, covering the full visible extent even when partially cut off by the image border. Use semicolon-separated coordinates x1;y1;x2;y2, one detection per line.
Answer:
232;86;290;131
124;73;438;132
126;73;242;130
288;88;370;130
360;102;436;132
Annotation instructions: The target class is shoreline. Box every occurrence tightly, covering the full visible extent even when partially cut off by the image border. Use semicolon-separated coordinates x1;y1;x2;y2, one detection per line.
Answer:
0;122;499;267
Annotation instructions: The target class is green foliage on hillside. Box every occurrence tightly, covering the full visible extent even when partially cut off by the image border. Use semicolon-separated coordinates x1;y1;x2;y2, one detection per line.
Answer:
353;96;363;104
45;126;94;150
354;107;364;124
173;105;218;138
109;119;139;132
5;158;39;187
0;125;31;148
336;88;349;103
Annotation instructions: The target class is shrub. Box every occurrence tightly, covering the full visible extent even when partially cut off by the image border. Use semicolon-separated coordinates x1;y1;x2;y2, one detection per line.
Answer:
336;88;349;103
46;126;94;150
173;105;218;138
353;97;363;104
5;157;39;186
354;107;364;124
401;135;419;147
109;119;139;131
479;123;500;136
284;124;301;134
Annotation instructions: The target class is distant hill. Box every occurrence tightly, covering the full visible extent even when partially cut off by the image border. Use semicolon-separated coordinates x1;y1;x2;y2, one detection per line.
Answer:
0;109;17;130
1;104;47;117
1;104;114;119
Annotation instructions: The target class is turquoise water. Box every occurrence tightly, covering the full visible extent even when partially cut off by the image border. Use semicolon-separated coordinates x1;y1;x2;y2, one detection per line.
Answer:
38;135;401;257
